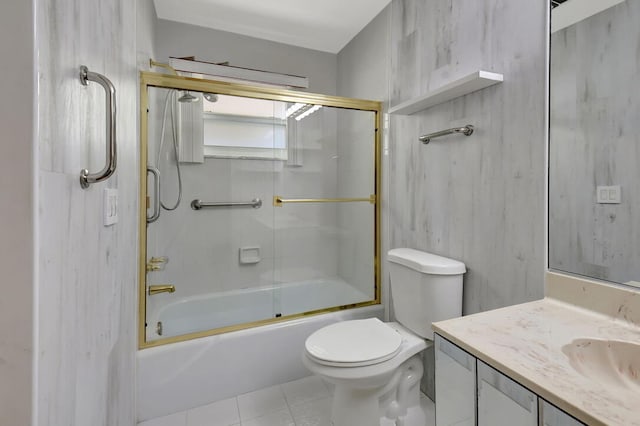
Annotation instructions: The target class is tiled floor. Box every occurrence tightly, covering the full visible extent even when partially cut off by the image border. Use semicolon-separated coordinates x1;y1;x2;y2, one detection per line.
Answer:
138;375;435;426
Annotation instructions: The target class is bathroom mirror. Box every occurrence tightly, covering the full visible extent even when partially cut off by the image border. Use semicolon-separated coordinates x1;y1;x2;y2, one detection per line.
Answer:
138;72;382;348
549;0;640;286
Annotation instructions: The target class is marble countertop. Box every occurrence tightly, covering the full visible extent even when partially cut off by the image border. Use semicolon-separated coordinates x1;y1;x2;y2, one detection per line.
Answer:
432;272;640;426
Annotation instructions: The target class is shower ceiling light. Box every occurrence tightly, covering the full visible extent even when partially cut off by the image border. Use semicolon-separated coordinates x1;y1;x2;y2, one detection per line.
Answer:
295;105;322;121
285;103;322;121
286;102;306;118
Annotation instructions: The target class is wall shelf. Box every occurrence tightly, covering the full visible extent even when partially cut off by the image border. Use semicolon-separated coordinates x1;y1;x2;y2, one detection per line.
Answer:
388;70;503;115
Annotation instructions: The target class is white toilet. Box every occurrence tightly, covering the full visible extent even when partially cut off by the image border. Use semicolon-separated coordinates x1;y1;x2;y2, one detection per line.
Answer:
303;248;466;426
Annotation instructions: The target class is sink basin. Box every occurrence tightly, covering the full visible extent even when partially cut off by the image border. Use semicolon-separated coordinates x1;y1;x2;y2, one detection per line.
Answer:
562;338;640;390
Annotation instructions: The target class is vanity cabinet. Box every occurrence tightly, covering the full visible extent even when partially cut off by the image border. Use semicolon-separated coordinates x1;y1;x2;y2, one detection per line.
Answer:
435;334;586;426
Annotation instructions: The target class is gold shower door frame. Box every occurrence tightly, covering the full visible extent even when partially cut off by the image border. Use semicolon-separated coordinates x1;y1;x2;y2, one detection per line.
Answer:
138;71;382;349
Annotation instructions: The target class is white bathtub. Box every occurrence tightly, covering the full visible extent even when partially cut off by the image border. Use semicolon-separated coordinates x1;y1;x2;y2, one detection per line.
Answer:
148;278;371;340
137;280;382;422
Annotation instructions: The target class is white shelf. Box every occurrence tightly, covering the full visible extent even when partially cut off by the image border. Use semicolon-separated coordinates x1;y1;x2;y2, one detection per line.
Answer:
388;70;503;115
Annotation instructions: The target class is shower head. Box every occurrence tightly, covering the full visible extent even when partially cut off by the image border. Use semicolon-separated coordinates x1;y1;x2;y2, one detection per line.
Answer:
178;91;199;103
204;93;218;103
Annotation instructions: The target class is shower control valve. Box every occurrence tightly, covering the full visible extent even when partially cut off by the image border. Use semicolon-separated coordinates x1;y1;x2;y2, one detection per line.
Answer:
146;256;169;272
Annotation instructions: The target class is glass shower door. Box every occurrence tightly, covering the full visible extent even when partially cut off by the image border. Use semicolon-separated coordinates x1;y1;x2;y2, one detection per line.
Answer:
139;72;381;347
273;105;377;317
144;87;283;342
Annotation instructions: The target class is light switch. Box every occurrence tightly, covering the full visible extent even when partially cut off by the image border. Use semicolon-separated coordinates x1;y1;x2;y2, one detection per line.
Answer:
104;188;118;226
598;188;608;202
596;185;621;204
608;189;618;201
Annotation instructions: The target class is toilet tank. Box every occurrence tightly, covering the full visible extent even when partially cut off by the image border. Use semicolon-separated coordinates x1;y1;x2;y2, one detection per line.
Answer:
388;248;466;339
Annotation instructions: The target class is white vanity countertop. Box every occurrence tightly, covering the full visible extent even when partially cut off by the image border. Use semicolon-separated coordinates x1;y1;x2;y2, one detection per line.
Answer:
433;272;640;426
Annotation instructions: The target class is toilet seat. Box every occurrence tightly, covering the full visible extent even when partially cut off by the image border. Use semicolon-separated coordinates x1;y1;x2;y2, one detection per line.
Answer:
305;318;403;367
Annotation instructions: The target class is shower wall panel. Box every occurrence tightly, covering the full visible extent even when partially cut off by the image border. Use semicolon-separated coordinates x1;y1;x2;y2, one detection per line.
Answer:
336;0;547;403
35;0;144;424
388;0;547;314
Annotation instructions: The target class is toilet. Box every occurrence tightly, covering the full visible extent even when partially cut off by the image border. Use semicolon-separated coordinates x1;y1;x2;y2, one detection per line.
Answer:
303;248;466;426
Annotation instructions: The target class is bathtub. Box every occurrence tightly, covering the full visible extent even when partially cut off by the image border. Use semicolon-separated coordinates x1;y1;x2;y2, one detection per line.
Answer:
147;278;372;340
137;280;382;422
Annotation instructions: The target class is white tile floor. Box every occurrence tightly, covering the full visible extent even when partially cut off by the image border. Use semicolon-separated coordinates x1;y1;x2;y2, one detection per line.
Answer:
138;375;435;426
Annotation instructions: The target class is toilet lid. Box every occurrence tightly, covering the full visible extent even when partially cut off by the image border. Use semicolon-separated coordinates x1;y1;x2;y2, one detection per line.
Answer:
305;318;403;367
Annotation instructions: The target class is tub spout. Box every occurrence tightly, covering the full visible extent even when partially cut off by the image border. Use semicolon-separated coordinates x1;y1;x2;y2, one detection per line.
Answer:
148;284;175;296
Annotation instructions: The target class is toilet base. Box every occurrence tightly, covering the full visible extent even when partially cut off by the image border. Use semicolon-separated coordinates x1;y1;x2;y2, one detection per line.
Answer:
329;355;424;426
332;386;381;426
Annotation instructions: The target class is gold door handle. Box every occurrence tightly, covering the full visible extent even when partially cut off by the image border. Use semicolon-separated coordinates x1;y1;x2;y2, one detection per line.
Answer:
273;195;375;207
148;285;175;295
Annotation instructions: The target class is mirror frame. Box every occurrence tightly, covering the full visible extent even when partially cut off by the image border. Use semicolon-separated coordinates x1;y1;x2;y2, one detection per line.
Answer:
138;71;382;349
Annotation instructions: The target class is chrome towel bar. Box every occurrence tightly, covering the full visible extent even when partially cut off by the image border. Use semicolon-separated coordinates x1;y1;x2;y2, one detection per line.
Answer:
191;199;263;210
273;195;376;206
419;125;474;144
79;65;117;188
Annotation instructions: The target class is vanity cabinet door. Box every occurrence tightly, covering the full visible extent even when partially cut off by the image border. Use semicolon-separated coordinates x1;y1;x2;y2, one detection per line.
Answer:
434;334;476;426
477;360;537;426
541;400;586;426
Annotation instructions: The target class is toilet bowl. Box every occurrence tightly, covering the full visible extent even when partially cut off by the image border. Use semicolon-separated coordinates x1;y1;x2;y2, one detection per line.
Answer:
303;319;427;426
302;248;466;426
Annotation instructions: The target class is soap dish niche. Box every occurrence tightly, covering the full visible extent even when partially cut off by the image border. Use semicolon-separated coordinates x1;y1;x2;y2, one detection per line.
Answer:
239;246;261;264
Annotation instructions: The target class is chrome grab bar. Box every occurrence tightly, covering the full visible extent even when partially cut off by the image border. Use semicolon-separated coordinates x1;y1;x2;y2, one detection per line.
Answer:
191;198;263;210
79;65;117;189
419;125;474;144
273;195;376;207
147;166;161;223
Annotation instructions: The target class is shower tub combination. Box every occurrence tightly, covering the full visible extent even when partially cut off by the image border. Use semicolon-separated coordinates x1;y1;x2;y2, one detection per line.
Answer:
147;278;372;340
138;72;383;422
138;299;382;421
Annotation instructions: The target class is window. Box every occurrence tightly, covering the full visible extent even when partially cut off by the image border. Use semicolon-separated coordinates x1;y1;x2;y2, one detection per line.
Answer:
202;95;288;160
